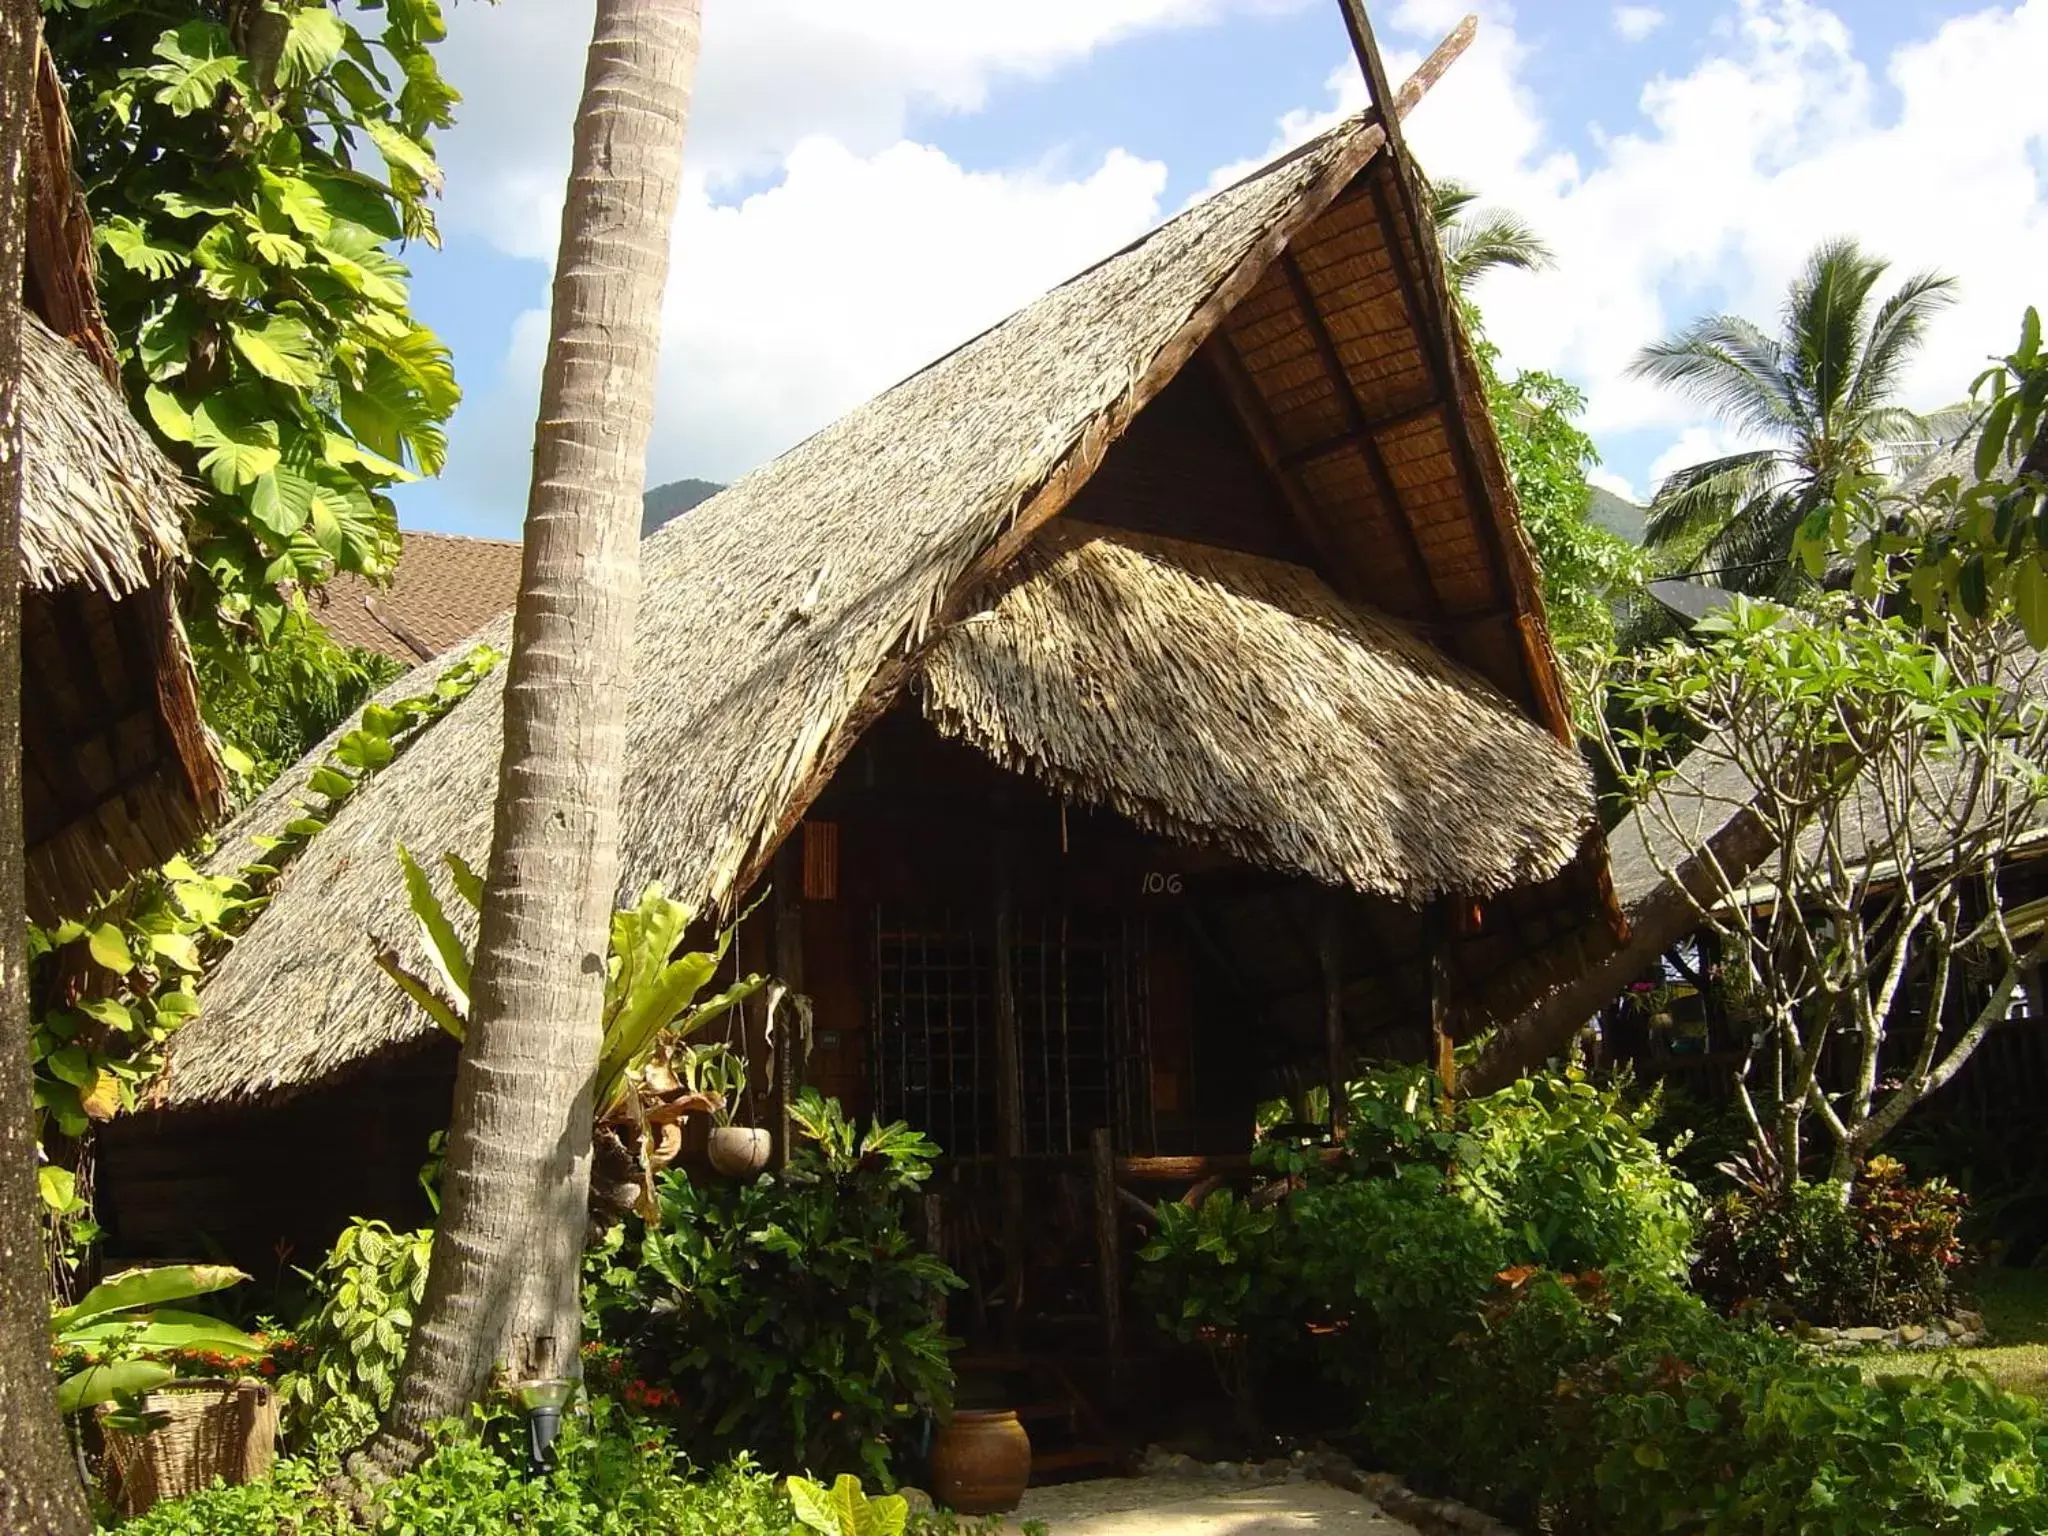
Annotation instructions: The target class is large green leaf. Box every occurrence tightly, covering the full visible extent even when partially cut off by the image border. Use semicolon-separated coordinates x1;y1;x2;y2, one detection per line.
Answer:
396;843;472;1007
364;119;442;194
231;314;324;389
371;950;466;1043
279;7;348;86
65;1309;266;1358
786;1475;906;1536
192;396;282;491
54;1265;250;1331
58;1358;175;1415
250;458;319;542
98;217;189;280
144;22;248;117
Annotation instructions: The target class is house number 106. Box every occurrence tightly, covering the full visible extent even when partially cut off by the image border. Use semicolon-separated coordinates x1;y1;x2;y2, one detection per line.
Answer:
1141;872;1184;895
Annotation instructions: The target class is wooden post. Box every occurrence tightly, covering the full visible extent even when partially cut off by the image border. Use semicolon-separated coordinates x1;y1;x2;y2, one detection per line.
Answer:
1319;903;1347;1137
1091;1126;1122;1386
1432;908;1457;1097
993;840;1025;1344
770;839;805;1172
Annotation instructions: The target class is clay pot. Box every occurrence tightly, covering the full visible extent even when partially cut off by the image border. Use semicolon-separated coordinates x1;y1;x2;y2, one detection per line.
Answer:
929;1409;1031;1514
706;1125;772;1178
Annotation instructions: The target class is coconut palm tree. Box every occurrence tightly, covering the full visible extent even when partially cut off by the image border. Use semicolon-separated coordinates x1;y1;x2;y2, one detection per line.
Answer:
1430;177;1553;292
1633;239;1957;597
363;0;701;1474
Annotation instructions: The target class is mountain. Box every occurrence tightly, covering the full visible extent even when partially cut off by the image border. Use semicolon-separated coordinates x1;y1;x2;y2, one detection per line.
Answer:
1587;485;1647;544
641;477;724;537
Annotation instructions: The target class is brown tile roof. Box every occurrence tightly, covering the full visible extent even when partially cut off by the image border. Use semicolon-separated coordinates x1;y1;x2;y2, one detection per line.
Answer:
315;530;524;662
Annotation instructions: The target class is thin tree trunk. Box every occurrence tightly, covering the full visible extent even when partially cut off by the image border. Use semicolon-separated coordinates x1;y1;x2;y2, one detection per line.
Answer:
1462;802;1780;1097
0;4;91;1530
363;0;698;1473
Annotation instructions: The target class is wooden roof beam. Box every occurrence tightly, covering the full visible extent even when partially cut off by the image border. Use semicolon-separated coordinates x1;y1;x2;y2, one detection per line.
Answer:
1277;249;1445;622
1278;396;1443;472
1202;333;1368;603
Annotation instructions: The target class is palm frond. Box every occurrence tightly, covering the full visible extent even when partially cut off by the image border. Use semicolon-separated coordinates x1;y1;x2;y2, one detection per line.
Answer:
1785;238;1887;425
1699;485;1815;598
1428;177;1478;231
1845;269;1959;421
1643;448;1787;548
1442;209;1555;290
1631;319;1804;438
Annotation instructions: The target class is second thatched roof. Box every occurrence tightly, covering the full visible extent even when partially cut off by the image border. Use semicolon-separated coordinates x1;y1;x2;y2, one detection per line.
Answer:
924;522;1590;900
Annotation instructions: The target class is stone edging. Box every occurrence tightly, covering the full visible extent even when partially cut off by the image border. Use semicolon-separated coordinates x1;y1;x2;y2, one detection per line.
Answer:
1797;1310;1989;1354
1349;1472;1518;1536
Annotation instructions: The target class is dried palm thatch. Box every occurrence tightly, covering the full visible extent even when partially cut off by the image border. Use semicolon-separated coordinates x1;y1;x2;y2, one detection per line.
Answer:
923;521;1590;899
18;310;191;597
17;40;220;921
156;20;1602;1109
18;310;218;919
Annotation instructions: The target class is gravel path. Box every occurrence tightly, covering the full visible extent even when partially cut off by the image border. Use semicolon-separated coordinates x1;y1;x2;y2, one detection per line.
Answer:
1009;1475;1424;1534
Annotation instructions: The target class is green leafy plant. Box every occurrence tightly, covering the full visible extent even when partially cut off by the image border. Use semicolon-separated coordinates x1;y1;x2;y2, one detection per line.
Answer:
100;1408;799;1536
275;1217;432;1456
587;1090;959;1485
1822;306;2048;640
1454;1071;1697;1280
676;1041;747;1127
51;1262;265;1412
1693;1156;1967;1327
45;0;465;664
787;1474;907;1536
27;647;498;1292
374;866;762;1213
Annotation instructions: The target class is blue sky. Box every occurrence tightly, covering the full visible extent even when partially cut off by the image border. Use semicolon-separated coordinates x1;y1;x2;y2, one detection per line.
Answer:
393;0;2048;540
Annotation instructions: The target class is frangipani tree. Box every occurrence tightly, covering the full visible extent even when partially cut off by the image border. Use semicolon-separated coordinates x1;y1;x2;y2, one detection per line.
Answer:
1591;597;2048;1186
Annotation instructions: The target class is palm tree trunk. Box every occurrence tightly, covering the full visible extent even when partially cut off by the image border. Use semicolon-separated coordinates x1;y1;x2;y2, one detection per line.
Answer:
0;4;92;1531
363;0;699;1472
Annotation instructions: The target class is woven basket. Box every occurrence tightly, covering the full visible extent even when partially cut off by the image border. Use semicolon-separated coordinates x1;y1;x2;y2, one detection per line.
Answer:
97;1378;278;1518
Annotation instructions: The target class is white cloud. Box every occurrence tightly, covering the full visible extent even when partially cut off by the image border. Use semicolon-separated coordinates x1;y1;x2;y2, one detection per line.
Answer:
1612;6;1668;42
444;139;1166;512
1230;0;2048;492
420;0;1305;520
434;0;1306;257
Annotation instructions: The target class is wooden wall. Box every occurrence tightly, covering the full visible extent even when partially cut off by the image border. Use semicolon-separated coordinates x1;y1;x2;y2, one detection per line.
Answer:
98;1042;456;1276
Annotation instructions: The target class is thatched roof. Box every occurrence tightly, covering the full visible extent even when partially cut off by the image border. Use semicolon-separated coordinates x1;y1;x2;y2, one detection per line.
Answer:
923;521;1589;900
17;310;192;596
154;20;1610;1110
17;41;222;922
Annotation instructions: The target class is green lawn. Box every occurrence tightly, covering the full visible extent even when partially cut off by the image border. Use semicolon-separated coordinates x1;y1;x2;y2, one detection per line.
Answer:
1865;1270;2048;1398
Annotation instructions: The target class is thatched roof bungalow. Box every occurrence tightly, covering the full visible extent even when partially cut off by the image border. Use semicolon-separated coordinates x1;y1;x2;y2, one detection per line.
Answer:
105;21;1618;1374
18;45;222;922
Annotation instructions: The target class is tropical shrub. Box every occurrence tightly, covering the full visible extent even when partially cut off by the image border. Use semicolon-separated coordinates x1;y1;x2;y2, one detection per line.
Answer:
1137;1066;1695;1440
276;1218;432;1456
586;1090;960;1484
100;1405;797;1536
1693;1157;1967;1326
1586;1330;2048;1535
1454;1072;1695;1280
